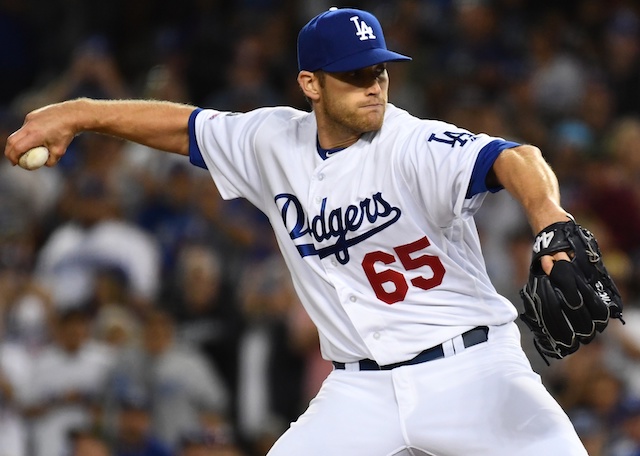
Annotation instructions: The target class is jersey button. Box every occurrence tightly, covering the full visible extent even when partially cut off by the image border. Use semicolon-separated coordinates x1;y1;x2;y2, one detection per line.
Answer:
317;173;325;181
349;296;357;302
331;259;337;266
373;332;381;340
315;196;322;204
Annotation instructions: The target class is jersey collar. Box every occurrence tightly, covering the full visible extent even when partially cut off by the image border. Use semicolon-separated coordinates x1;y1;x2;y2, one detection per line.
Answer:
316;137;347;161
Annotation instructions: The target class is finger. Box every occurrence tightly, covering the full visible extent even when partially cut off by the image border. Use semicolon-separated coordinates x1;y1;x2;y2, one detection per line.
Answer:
553;251;571;262
541;251;571;275
549;260;582;308
4;130;30;165
45;146;65;167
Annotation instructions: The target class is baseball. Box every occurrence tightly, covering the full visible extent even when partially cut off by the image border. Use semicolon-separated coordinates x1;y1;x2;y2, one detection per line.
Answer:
18;146;49;170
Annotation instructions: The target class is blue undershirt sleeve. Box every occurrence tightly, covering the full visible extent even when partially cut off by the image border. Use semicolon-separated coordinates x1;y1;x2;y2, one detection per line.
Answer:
466;139;520;198
188;108;208;170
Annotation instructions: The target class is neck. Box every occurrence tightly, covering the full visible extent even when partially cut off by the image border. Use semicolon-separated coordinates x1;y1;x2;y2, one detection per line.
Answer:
317;134;360;150
316;118;362;150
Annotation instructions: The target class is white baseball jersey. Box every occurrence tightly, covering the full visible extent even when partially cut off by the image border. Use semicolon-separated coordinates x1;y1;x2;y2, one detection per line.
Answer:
189;104;520;365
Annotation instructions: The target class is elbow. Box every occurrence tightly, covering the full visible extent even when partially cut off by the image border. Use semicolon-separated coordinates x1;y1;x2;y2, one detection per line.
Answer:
494;144;547;175
508;144;543;160
492;143;555;190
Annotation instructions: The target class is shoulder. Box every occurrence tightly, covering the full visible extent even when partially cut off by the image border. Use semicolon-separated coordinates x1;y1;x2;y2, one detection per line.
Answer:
380;105;463;150
259;106;315;131
383;104;457;134
205;105;311;126
261;105;310;121
198;106;314;139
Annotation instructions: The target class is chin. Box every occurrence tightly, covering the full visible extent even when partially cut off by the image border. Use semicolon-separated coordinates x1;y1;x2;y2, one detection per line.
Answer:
362;114;384;132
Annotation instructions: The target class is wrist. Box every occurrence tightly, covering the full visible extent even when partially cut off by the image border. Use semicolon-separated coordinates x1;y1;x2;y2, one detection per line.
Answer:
68;97;98;134
528;206;572;234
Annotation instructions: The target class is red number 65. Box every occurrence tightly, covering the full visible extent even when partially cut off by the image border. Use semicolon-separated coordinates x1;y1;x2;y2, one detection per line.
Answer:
362;236;446;305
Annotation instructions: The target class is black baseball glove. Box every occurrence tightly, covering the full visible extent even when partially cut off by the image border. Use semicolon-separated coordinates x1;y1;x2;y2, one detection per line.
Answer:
519;219;624;363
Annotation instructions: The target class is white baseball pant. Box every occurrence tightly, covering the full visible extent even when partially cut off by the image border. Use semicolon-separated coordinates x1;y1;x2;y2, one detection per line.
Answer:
267;322;587;456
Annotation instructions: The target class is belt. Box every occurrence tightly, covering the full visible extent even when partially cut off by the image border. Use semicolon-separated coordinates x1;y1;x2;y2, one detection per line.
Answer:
332;326;489;371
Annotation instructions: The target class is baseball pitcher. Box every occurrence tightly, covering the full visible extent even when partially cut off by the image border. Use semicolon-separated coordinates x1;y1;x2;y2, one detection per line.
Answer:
4;7;622;456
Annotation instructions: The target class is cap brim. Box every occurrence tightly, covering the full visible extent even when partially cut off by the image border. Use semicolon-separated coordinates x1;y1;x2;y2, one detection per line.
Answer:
322;48;411;73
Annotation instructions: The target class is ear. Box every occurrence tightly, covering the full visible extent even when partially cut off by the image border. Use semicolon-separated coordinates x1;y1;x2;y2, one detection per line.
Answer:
297;71;321;102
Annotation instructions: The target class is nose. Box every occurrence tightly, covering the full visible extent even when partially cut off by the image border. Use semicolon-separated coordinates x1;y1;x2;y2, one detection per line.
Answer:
366;78;382;96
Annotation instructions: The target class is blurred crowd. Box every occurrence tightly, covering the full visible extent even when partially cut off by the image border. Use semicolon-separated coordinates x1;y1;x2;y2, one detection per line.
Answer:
0;0;640;455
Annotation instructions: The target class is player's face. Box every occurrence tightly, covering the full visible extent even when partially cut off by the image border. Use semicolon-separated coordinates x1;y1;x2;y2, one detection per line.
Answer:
317;64;389;136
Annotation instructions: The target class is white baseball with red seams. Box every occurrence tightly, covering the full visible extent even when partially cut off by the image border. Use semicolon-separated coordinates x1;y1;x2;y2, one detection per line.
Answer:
18;146;49;170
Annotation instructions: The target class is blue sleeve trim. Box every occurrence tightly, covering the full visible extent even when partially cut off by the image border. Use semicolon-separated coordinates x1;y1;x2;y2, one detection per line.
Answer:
466;140;520;198
188;108;208;170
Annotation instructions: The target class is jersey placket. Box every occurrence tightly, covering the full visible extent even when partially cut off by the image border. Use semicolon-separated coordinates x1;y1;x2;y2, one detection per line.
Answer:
306;151;392;362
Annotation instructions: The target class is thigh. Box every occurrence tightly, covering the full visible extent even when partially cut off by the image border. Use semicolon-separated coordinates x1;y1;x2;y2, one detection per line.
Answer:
267;369;407;456
399;324;587;456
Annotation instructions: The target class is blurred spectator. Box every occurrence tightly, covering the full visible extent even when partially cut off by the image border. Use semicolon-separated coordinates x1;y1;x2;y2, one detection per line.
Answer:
286;298;332;408
68;427;113;456
581;368;627;428
603;7;640;118
88;265;141;350
610;397;640;456
135;162;202;276
548;120;594;190
177;428;245;456
569;408;609;456
0;340;31;456
0;159;63;235
605;117;640;196
606;296;640;398
473;184;529;296
440;0;516;105
525;18;588;122
111;392;172;456
94;301;141;353
582;119;640;264
579;78;616;142
141;27;191;104
105;309;229;449
543;338;609;410
11;35;129;117
33;144;161;311
235;254;313;453
204;33;281;111
25;308;116;456
163;244;243;404
186;177;267;286
1;259;55;353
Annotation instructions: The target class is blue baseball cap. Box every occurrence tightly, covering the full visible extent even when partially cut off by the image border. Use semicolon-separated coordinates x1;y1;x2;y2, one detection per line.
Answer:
297;7;412;73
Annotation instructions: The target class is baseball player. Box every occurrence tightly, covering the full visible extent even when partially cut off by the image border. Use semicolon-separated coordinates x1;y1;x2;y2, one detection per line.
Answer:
5;7;595;456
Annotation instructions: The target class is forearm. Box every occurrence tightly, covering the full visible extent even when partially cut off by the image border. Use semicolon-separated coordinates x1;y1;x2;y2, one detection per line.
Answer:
72;98;194;154
492;145;570;233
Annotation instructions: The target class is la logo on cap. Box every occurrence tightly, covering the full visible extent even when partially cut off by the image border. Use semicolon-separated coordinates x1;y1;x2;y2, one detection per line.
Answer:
350;15;376;41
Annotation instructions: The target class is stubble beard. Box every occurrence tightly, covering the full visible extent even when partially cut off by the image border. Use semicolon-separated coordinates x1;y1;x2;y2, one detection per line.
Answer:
320;94;386;136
